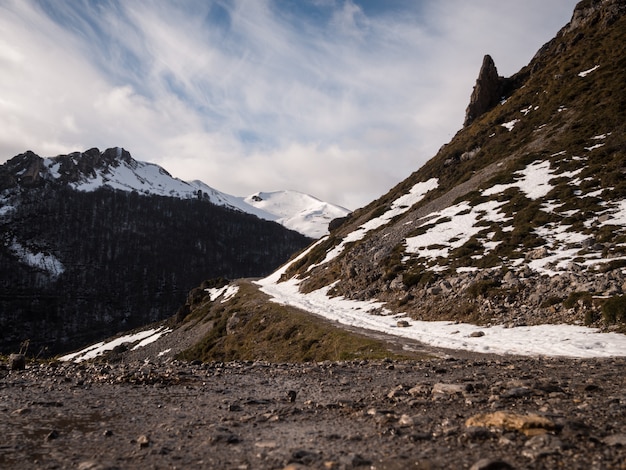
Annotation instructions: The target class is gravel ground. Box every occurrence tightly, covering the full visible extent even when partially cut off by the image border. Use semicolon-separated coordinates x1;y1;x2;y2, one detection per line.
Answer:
1;354;625;470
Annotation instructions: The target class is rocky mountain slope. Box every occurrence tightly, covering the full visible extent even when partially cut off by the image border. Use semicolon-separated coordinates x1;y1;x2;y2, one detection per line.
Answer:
170;0;625;358
0;148;314;355
274;0;626;334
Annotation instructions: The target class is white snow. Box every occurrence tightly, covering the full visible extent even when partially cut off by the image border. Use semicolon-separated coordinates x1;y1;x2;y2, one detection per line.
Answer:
244;191;350;239
405;200;507;262
59;327;171;362
482;160;556;200
9;241;64;278
405;160;563;265
251;152;626;359
316;179;438;266
206;284;240;303
578;65;600;77
34;149;346;238
256;267;626;358
501;119;519;132
585;143;605;151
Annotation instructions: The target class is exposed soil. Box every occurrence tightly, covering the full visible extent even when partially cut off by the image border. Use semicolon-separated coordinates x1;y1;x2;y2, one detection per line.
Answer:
2;351;625;470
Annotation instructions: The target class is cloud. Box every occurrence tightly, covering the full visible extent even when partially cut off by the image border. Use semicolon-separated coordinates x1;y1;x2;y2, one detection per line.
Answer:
0;0;578;209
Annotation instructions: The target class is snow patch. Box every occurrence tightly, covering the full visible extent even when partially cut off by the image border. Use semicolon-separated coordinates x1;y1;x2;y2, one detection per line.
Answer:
501;119;519;132
316;179;438;266
59;327;171;362
578;65;600;77
9;241;64;278
206;285;240;303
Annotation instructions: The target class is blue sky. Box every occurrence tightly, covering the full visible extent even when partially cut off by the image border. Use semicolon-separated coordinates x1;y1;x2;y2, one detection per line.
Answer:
0;0;578;209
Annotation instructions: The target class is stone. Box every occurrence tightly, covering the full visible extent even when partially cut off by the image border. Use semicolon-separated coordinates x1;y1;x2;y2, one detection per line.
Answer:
387;385;408;399
283;464;309;470
397;320;410;327
464;55;504;126
290;449;321;466
432;383;472;397
465;411;556;436
501;387;533;399
408;384;431;396
398;414;415;427
463;426;494;441
9;354;26;371
339;453;372;467
469;459;513;470
78;462;108;470
521;434;564;459
470;331;485;338
603;433;626;446
208;430;240;444
136;434;150;448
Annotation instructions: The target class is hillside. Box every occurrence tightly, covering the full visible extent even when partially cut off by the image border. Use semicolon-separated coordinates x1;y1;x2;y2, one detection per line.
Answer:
264;0;626;334
125;0;626;364
0;148;313;355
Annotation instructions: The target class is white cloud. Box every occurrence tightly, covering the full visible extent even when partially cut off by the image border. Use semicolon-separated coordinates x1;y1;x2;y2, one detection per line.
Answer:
0;0;578;209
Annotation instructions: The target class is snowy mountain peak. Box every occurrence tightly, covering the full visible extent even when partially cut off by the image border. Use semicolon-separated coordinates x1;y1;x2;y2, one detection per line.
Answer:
1;147;349;238
244;191;350;239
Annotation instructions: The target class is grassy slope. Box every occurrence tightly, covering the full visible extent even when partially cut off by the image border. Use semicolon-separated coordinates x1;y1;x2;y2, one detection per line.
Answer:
176;280;427;363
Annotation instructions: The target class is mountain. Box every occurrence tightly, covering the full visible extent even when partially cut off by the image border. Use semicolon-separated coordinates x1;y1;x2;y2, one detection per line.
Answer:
0;147;314;355
271;0;626;331
0;146;348;238
244;191;350;239
124;0;626;364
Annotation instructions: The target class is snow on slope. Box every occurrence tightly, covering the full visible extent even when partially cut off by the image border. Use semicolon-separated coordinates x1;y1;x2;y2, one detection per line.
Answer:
256;247;626;359
245;191;350;239
252;135;626;358
40;148;347;238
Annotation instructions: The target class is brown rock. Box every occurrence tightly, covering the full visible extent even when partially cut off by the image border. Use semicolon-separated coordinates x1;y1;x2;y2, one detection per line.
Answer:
9;353;26;371
465;411;556;436
464;55;504;126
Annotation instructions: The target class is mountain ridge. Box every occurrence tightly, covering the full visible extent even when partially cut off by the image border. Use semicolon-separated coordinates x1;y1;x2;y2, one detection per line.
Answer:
1;146;349;238
100;0;625;365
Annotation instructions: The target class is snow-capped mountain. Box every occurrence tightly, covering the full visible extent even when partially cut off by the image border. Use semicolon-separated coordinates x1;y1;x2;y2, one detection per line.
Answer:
244;191;350;239
0;147;314;355
2;146;348;238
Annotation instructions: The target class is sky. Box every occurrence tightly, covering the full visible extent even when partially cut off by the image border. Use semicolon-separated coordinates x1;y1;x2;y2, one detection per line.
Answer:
0;0;579;210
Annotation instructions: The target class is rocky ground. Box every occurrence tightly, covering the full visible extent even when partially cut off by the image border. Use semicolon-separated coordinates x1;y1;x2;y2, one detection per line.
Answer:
1;352;625;470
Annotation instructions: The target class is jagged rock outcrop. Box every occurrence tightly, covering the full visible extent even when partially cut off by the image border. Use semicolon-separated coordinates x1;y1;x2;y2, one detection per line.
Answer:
566;0;626;32
463;55;505;127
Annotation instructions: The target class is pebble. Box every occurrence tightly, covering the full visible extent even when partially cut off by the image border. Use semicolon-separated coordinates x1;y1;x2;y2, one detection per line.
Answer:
469;459;513;470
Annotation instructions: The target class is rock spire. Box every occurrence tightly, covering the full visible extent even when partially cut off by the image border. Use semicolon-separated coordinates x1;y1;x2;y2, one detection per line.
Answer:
463;54;504;127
